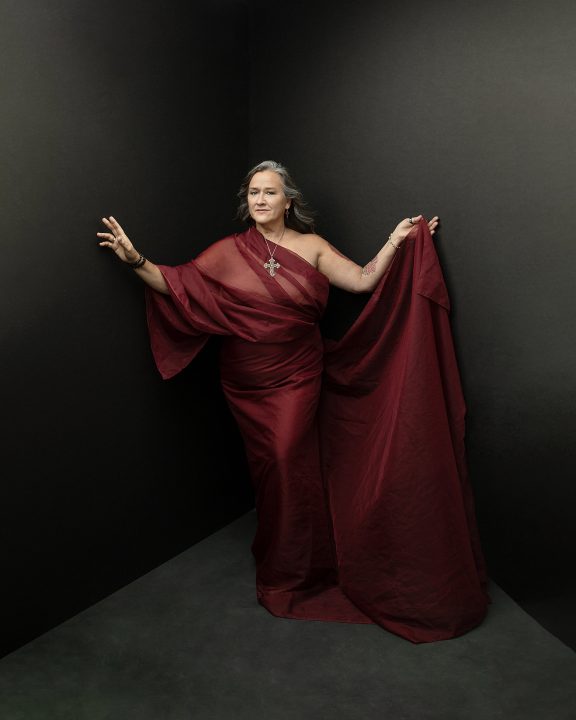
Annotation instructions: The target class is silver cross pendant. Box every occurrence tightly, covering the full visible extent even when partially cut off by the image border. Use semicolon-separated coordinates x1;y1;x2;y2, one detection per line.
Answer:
264;258;280;277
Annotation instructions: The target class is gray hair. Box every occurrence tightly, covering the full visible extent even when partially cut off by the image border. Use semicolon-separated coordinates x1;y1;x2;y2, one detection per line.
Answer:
236;160;316;234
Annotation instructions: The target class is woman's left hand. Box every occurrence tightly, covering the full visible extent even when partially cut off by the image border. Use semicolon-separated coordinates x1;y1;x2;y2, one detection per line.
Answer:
391;215;440;246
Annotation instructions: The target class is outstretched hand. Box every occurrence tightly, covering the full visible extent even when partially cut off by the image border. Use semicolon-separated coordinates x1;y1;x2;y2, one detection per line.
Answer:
391;215;439;246
97;216;140;263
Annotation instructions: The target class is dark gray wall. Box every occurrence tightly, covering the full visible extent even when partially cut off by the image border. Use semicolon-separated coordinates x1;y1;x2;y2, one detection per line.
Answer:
250;0;576;623
3;0;575;657
0;0;252;656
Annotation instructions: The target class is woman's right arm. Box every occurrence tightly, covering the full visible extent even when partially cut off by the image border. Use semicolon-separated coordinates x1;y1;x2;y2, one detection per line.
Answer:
97;216;169;295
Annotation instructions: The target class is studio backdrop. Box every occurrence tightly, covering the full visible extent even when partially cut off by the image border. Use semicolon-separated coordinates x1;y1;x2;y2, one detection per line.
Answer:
1;0;575;656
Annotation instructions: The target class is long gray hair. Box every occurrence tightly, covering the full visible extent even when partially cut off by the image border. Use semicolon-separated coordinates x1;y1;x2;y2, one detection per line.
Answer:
236;160;316;234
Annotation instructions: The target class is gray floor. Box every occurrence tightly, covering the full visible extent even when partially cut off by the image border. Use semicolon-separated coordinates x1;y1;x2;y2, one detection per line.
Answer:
1;511;575;720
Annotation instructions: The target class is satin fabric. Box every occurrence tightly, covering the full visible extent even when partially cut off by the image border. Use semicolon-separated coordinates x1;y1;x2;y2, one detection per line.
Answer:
145;221;489;642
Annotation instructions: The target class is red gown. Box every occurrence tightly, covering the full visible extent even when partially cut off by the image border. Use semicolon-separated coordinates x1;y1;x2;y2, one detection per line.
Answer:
145;220;489;643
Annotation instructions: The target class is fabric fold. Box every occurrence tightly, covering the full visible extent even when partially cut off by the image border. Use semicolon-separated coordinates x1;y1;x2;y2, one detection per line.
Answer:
320;219;488;642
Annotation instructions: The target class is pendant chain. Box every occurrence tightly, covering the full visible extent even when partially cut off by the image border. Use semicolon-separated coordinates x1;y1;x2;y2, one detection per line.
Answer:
262;225;286;277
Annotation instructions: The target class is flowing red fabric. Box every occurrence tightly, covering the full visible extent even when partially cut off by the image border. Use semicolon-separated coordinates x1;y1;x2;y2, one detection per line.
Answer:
145;221;489;642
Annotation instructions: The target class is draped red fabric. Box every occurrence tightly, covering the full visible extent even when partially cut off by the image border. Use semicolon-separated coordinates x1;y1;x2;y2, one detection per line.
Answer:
320;220;489;642
145;221;489;642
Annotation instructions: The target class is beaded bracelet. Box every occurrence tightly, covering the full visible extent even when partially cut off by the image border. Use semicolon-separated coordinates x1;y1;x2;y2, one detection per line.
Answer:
127;254;146;269
388;235;401;251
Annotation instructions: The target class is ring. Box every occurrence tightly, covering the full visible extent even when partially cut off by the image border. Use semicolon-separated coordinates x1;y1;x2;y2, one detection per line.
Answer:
408;217;414;225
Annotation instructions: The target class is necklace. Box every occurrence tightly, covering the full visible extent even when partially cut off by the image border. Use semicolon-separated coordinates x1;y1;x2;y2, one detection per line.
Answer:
262;226;286;277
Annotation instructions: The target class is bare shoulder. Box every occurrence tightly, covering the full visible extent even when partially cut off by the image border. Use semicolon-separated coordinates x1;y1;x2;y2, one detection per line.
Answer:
291;232;328;249
286;230;321;240
292;233;352;264
283;231;326;267
311;234;350;260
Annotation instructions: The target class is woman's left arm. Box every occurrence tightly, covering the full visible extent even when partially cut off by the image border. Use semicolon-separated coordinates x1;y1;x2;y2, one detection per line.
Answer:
317;215;439;293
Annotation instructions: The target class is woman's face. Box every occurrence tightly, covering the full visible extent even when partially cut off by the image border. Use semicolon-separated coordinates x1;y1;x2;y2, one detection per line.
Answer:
247;170;290;225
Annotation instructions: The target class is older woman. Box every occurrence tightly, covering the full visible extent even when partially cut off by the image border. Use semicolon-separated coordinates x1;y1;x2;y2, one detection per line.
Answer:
98;161;488;642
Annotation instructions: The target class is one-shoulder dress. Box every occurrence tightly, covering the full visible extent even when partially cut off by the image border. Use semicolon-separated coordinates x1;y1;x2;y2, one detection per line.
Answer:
145;220;489;643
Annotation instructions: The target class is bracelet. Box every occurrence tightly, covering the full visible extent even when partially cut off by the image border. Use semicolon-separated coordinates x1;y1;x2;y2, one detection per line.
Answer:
127;254;146;269
388;235;401;251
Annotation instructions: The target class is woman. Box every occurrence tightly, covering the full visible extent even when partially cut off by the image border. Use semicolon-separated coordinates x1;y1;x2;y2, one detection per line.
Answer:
98;162;438;294
98;161;487;642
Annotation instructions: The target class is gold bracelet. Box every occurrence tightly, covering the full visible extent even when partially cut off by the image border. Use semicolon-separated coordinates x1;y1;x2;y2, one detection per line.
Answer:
388;235;400;251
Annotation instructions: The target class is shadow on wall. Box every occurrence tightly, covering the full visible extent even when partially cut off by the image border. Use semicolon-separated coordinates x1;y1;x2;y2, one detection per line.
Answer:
0;0;253;657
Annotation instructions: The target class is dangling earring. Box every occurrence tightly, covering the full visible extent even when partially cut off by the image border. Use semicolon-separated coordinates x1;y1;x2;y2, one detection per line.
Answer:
285;208;290;219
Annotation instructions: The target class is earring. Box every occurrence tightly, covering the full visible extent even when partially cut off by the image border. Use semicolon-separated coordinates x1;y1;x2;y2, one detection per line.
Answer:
285;208;290;219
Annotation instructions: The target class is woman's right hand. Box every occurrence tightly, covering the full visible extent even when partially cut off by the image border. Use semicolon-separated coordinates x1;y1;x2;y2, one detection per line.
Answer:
97;216;140;263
